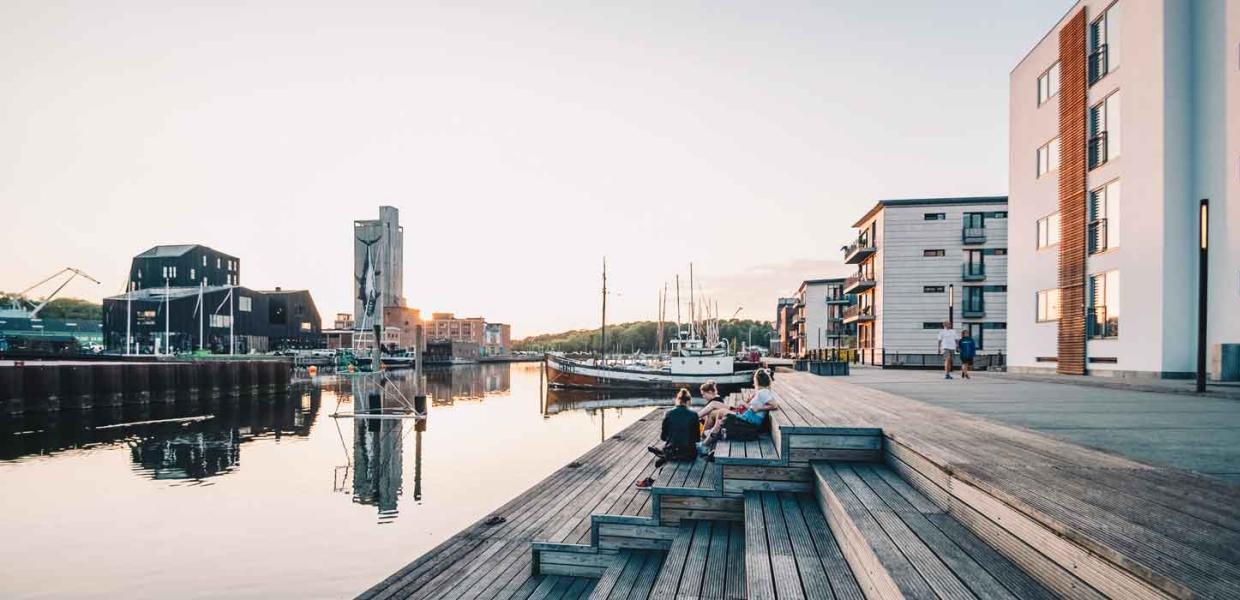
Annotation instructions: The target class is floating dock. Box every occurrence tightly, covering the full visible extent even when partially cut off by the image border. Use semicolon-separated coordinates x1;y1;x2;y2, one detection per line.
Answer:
361;370;1240;599
0;359;293;415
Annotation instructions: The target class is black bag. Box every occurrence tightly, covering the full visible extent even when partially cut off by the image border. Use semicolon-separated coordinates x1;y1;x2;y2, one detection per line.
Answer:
722;413;762;442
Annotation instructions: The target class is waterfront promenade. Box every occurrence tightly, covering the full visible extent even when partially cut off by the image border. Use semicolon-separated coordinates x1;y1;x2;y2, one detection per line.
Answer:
362;370;1240;599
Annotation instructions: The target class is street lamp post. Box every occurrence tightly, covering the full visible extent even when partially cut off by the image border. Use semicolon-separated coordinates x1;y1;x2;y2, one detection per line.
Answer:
1197;199;1209;393
947;284;955;327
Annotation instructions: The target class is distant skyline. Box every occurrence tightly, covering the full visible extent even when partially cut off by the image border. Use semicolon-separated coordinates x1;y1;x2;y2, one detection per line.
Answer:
1;1;1072;337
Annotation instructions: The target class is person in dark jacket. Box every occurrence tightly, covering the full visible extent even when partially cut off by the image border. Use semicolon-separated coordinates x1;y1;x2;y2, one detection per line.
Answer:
636;388;698;488
958;329;978;379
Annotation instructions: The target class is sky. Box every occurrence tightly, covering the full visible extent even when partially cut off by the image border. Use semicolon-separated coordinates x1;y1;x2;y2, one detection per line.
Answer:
0;1;1072;337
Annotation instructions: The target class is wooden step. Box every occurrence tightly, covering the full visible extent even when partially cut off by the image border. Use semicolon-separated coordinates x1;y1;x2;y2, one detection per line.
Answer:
743;490;864;600
647;520;746;600
813;462;1055;600
588;550;663;600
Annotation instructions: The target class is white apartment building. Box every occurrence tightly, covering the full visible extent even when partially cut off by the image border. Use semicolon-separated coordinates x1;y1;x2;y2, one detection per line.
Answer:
1008;0;1239;379
789;278;853;356
842;197;1009;363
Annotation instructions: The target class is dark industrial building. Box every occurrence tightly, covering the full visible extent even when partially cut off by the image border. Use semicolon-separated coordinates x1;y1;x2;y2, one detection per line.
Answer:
102;245;322;354
129;244;240;290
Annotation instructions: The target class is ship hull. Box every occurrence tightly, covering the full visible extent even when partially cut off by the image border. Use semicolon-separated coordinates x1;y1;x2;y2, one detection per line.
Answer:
544;354;755;394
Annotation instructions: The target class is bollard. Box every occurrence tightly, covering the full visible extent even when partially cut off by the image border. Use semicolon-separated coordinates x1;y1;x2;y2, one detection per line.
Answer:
93;364;124;407
59;364;94;410
122;363;151;405
0;366;24;416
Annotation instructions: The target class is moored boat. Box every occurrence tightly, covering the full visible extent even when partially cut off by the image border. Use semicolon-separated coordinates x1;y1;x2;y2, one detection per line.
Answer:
544;352;755;393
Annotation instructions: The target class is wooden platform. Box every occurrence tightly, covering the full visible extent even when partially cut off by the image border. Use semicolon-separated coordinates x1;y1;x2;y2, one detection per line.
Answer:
744;491;863;600
775;372;1240;600
359;411;666;599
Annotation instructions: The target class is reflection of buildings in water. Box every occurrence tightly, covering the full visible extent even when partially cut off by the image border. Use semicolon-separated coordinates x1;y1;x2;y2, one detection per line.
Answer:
541;388;667;416
340;385;426;521
423;364;511;405
129;430;240;480
0;386;325;481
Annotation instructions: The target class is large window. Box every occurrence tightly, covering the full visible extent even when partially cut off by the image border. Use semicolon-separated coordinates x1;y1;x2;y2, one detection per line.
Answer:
1037;212;1061;249
1089;93;1120;169
1088;271;1120;339
1089;4;1120;84
1037;61;1060;105
1037;137;1060;177
1089;180;1121;253
963;286;984;315
1036;289;1061;322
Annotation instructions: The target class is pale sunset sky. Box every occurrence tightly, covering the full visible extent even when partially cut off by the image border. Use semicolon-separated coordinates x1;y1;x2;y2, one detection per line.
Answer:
1;1;1072;337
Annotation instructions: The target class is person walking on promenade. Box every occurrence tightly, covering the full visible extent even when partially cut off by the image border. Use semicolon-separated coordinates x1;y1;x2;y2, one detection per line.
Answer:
637;388;698;488
937;321;959;380
958;329;977;380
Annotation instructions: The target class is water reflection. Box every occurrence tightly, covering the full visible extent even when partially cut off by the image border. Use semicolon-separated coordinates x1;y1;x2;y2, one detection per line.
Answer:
130;430;240;480
424;363;512;404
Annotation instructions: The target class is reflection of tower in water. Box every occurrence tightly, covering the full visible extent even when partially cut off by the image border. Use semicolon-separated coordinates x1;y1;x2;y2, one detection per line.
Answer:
351;389;404;522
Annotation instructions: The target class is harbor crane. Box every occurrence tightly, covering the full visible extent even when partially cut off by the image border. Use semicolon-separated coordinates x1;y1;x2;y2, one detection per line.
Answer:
4;267;102;318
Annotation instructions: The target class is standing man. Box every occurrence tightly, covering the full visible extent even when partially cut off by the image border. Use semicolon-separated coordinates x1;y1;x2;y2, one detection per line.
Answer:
937;321;959;380
958;329;977;380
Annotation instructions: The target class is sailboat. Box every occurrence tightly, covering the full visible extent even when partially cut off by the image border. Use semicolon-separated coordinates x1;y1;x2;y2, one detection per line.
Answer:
544;261;757;393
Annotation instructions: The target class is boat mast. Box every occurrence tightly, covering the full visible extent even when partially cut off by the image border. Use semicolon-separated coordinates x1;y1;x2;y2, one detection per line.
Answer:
675;275;682;344
600;257;607;365
689;263;695;340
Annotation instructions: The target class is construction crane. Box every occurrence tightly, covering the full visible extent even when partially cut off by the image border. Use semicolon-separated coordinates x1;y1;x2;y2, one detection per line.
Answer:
3;267;102;318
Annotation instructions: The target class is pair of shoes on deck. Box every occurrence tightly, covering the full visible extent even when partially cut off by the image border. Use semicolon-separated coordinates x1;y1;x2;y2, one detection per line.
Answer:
634;477;655;489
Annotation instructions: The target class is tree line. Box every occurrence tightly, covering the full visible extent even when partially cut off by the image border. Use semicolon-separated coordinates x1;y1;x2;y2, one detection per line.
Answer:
0;294;102;320
514;319;776;353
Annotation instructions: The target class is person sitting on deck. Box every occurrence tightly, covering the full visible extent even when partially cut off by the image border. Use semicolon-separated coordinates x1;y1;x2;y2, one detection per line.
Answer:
696;381;728;432
698;369;777;454
636;388;699;488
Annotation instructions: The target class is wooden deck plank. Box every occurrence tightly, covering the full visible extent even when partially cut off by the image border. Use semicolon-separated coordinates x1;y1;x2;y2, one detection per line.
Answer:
701;519;732;600
678;521;713;598
743;492;777;600
724;521;746;600
760;491;806;600
796;494;865;600
779;493;835;600
648;522;694;599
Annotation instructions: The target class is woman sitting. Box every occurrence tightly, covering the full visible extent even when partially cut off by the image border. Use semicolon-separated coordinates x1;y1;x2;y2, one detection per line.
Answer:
637;388;699;488
696;381;728;432
699;369;777;453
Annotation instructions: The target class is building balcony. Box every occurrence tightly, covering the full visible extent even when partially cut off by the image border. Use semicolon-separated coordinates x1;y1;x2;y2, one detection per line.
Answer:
961;263;986;282
842;273;875;294
824;293;855;305
842;238;876;264
962;304;985;319
841;305;874;324
961;227;987;245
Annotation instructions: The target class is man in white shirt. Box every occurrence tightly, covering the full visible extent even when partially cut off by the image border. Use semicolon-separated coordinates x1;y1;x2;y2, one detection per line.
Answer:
936;321;959;380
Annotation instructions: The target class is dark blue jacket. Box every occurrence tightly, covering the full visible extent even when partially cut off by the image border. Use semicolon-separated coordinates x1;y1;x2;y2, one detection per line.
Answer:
959;337;978;360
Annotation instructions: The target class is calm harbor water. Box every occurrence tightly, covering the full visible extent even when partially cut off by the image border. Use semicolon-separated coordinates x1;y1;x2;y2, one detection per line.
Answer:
0;362;660;599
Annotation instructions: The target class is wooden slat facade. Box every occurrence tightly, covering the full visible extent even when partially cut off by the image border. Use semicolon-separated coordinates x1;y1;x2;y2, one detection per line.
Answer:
1056;7;1089;375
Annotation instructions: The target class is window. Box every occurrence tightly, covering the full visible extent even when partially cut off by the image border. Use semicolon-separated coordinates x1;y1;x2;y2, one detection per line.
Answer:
983;285;1008;293
991;211;1008;219
1089;180;1120;253
923;249;946;257
1088;271;1119;338
217;258;221;268
963;212;985;229
1037;212;1061;249
963;286;984;315
1089;4;1120;84
210;314;232;328
1037;137;1060;177
983;248;1007;256
1036;289;1061;322
924;213;946;221
190;268;195;280
1037;61;1060;105
922;322;942;330
924;286;945;293
202;256;207;266
300;322;312;332
239;296;252;312
1089;93;1120;168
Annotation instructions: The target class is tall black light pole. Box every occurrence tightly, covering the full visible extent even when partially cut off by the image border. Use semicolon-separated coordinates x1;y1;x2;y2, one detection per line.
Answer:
1196;199;1209;393
947;284;955;327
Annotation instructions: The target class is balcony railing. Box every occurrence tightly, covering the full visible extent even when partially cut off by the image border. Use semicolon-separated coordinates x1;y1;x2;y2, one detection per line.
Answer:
1087;306;1118;339
1088;218;1109;254
962;302;985;318
842;237;876;265
842;273;876;294
1088;131;1109;170
961;227;986;245
1088;43;1108;85
842;305;874;323
961;263;986;282
824;293;855;304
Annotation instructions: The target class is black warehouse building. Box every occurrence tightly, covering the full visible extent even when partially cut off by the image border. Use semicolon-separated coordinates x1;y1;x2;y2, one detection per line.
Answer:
102;245;322;354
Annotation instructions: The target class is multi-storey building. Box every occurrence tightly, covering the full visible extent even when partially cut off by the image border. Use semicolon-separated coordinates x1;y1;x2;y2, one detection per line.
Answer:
353;206;405;329
842;197;1009;362
425;312;486;346
787;279;854;357
129;245;239;290
773;297;797;357
483;323;512;356
1008;1;1238;379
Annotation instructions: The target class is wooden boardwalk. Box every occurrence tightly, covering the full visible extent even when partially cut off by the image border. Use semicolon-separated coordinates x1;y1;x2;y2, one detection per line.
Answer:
364;370;1240;600
359;411;666;600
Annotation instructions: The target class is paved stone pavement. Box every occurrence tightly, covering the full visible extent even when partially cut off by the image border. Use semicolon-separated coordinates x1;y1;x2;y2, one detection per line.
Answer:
841;367;1240;484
